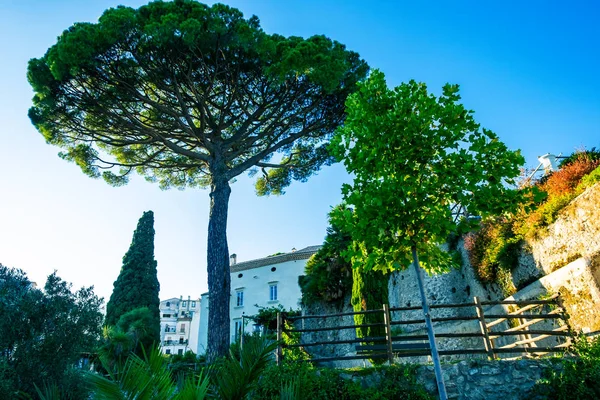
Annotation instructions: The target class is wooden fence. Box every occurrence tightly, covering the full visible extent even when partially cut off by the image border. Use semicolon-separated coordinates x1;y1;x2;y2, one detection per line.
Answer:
276;294;573;365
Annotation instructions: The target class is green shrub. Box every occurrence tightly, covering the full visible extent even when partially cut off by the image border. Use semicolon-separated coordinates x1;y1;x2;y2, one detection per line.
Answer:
300;208;353;306
577;165;600;191
252;363;433;400
534;335;600;399
352;268;389;364
463;217;521;295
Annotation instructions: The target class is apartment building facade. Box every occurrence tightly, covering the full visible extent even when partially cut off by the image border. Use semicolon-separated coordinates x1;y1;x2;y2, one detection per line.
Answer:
159;295;201;355
196;245;320;354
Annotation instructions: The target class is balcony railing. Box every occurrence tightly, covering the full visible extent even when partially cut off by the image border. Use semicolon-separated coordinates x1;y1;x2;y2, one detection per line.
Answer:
163;339;188;346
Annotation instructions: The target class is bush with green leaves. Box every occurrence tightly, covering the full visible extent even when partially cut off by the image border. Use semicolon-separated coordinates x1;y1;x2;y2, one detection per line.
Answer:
534;335;600;399
0;264;103;399
351;267;389;364
253;362;433;400
463;217;520;296
88;335;279;400
87;346;210;400
299;207;354;307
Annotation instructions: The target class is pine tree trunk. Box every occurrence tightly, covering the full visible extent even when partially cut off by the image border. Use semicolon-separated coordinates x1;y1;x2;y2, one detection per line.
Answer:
206;174;232;362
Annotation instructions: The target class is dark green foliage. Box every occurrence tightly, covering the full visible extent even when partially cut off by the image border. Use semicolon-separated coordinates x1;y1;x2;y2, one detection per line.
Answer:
88;336;279;399
0;264;103;399
87;345;211;400
211;335;279;400
253;362;433;400
250;304;300;334
105;211;160;348
351;268;389;364
534;335;600;399
168;351;205;380
299;207;353;306
99;307;159;368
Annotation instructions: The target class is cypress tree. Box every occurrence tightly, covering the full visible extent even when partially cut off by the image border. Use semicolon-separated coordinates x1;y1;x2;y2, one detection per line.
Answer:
105;211;160;343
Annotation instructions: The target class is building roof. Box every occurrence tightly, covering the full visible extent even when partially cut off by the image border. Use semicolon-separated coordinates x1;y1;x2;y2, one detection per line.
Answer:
230;245;321;273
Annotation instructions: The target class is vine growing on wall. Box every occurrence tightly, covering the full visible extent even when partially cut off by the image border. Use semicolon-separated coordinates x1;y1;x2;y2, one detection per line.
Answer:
351;267;389;364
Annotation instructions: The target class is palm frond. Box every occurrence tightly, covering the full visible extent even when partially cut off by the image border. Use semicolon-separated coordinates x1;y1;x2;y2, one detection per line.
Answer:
211;336;278;400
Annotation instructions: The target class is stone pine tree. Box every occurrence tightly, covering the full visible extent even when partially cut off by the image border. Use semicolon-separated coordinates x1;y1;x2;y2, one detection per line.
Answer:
27;0;368;360
105;211;160;345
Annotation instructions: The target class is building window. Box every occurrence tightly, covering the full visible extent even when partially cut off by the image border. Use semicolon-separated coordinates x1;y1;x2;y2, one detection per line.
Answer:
182;301;187;307
234;319;243;342
236;291;244;307
166;301;170;307
269;284;278;301
162;313;170;318
180;324;185;333
178;349;183;355
191;301;196;307
165;349;171;355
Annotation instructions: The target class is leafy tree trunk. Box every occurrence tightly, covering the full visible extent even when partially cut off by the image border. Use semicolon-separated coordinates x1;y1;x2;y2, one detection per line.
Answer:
206;171;232;362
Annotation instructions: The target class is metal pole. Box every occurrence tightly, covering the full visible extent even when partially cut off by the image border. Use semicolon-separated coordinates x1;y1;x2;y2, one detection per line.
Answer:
276;312;283;366
241;315;245;351
412;245;448;400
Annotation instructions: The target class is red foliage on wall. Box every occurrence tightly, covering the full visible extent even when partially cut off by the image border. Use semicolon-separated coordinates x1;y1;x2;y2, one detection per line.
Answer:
541;158;600;197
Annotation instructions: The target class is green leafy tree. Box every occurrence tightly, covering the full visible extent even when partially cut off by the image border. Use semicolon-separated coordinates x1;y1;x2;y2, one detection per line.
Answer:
27;0;368;361
105;211;160;348
330;70;524;273
330;70;525;397
0;264;103;398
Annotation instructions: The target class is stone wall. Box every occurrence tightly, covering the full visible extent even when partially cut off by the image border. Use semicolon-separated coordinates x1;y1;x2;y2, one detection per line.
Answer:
529;182;600;274
300;183;600;365
416;359;560;400
300;294;364;367
340;359;561;400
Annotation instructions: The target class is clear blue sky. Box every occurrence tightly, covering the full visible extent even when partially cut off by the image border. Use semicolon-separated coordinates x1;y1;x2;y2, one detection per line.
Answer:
0;0;598;303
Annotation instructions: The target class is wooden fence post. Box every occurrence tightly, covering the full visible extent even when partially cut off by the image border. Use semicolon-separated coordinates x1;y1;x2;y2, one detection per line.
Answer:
276;312;283;366
474;296;495;360
383;304;394;364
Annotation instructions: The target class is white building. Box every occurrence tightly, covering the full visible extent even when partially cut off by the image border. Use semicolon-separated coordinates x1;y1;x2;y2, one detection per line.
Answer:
159;296;201;355
196;245;320;354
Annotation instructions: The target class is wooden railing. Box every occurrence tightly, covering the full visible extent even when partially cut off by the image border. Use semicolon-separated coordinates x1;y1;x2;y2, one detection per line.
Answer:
277;294;573;365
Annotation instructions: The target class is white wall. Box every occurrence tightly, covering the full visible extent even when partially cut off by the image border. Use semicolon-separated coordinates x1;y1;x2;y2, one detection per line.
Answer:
197;292;210;355
230;259;306;340
197;257;309;349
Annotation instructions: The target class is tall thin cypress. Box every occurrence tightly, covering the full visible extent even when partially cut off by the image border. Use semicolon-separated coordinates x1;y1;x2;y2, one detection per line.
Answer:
105;211;160;342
